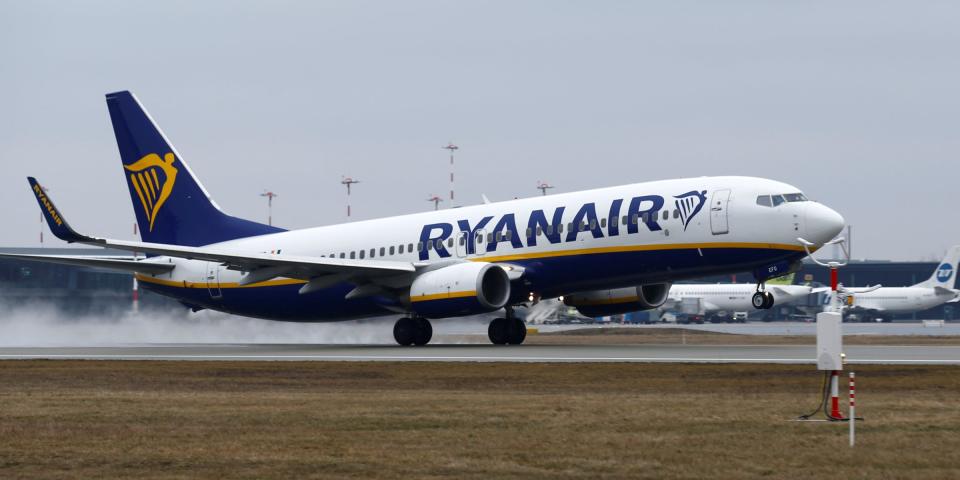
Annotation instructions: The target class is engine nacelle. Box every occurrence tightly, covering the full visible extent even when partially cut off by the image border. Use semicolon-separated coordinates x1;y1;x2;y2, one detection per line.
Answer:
564;283;672;317
409;262;511;318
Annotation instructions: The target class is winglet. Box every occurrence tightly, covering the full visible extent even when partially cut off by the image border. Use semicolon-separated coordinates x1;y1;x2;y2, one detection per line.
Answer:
27;177;92;243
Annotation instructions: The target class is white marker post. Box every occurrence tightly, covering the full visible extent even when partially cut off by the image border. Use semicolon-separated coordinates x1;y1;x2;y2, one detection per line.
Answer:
849;372;856;447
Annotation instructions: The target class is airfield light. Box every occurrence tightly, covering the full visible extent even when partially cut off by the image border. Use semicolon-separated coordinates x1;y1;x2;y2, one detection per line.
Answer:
442;143;458;204
341;177;360;218
426;194;443;211
260;190;279;226
537;181;555;196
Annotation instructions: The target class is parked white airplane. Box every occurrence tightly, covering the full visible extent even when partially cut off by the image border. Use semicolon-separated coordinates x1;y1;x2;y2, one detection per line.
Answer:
7;91;845;345
665;283;826;321
836;246;960;322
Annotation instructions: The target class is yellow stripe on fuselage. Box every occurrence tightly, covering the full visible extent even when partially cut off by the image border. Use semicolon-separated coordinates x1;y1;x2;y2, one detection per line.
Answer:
135;274;306;289
477;241;808;263
410;290;477;303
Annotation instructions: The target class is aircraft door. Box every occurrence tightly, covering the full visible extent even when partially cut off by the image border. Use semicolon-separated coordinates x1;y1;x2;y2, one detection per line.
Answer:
206;262;222;299
472;230;487;257
710;189;731;235
455;231;469;258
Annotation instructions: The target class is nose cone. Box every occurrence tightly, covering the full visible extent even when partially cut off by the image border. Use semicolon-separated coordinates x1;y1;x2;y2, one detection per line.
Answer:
805;202;845;245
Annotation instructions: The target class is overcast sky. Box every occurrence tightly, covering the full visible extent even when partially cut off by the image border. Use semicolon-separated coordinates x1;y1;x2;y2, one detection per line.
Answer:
2;1;958;260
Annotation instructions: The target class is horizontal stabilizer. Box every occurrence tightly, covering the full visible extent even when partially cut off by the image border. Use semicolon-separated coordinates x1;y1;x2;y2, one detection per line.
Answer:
0;253;174;274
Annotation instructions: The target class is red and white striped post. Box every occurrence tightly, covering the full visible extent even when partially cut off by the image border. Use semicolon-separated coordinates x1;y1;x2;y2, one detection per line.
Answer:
132;275;140;314
849;372;856;447
830;370;844;419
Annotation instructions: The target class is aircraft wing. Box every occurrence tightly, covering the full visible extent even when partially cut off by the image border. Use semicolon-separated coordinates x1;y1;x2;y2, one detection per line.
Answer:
27;177;417;281
0;253;174;275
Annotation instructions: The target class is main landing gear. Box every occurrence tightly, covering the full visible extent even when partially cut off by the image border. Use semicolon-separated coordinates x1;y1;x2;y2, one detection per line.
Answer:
487;307;527;345
751;284;775;310
393;317;433;346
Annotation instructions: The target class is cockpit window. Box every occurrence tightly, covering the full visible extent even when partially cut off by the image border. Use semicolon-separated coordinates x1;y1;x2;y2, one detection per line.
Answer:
784;193;808;202
756;195;772;207
772;195;786;207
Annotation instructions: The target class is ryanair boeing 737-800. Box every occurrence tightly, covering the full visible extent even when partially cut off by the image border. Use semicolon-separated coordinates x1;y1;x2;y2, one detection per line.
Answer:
7;91;845;345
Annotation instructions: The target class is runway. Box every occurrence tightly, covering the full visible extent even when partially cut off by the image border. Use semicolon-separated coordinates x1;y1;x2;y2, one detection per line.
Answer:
2;343;960;364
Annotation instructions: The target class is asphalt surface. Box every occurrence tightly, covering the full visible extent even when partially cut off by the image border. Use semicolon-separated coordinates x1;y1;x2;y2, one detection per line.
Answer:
2;343;960;364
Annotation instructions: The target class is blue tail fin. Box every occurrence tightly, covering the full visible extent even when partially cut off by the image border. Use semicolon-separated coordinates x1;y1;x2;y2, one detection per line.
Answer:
106;91;284;246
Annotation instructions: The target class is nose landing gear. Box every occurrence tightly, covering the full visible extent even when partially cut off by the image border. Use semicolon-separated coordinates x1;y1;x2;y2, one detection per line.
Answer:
751;284;775;310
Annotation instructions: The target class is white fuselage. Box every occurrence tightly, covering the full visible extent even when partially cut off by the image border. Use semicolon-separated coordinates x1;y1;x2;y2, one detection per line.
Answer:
669;284;816;314
847;287;957;314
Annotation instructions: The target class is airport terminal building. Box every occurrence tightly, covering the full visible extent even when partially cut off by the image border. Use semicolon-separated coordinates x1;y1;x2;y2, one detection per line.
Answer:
0;248;955;321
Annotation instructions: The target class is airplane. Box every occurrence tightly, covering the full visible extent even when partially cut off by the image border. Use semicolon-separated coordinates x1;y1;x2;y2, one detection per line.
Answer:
663;282;827;322
5;90;845;346
833;246;960;322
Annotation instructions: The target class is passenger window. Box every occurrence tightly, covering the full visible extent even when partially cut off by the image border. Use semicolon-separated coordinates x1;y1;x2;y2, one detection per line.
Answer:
487;233;494;243
567;222;573;232
622;215;628;225
339;253;345;259
408;243;414;252
380;247;385;256
459;236;465;246
642;212;650;223
631;214;638;225
370;248;376;258
436;239;444;249
772;195;785;207
417;242;423;251
662;210;669;221
536;226;543;236
505;231;512;240
600;218;607;228
360;250;366;259
476;234;483;244
399;244;405;254
673;210;680;219
546;225;553;235
447;238;453;248
350;251;356;259
590;219;597;229
389;246;395;255
558;224;564;234
756;195;772;207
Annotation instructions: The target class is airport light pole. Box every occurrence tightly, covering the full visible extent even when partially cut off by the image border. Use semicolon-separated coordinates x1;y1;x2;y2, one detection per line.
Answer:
341;176;360;218
260;190;279;226
536;181;555;196
427;194;443;211
442;143;458;204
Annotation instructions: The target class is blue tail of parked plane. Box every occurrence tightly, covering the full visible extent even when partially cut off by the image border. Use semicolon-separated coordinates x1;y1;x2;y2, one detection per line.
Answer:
106;91;284;246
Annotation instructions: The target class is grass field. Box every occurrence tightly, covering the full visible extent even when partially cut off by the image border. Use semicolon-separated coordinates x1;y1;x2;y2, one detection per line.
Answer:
1;360;959;479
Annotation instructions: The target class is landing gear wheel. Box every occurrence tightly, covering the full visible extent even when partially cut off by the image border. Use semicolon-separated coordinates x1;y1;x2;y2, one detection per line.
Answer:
413;318;433;346
393;317;417;346
762;291;775;310
505;318;527;345
488;318;509;345
751;292;766;309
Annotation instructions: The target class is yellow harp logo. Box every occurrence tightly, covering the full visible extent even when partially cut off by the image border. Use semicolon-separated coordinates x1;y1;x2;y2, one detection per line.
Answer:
125;153;178;232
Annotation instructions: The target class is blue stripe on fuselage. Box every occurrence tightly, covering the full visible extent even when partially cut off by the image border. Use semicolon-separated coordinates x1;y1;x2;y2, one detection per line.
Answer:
140;246;806;322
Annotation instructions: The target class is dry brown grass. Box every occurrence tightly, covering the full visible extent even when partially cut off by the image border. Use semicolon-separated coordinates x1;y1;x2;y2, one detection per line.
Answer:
1;361;959;479
529;327;960;345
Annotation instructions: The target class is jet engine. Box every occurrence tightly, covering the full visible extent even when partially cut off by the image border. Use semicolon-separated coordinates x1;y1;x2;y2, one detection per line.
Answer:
409;262;511;318
564;283;671;317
